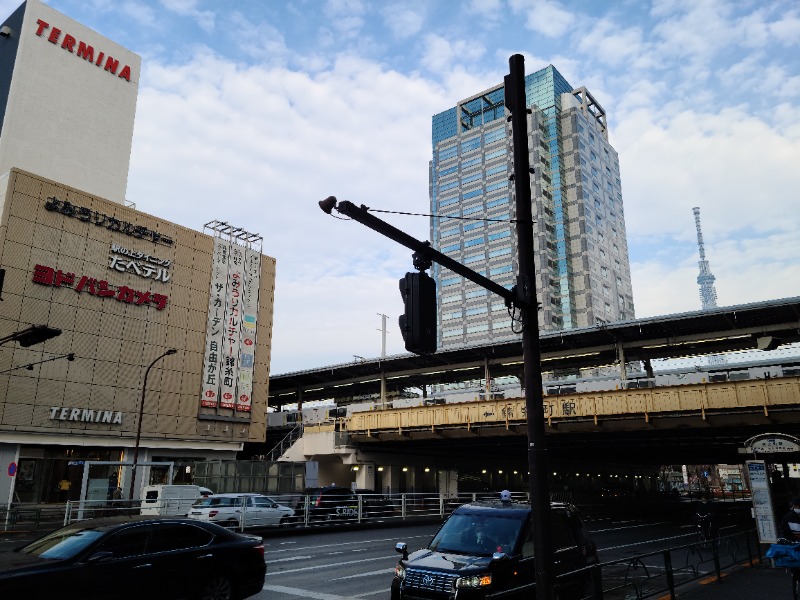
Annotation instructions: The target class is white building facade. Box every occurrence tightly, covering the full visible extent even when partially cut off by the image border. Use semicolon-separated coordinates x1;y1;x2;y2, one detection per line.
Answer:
0;0;139;204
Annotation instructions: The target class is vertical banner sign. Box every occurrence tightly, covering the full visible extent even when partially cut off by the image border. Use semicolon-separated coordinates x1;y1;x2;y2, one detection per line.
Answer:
747;460;777;544
200;238;230;408
219;243;245;409
235;249;261;412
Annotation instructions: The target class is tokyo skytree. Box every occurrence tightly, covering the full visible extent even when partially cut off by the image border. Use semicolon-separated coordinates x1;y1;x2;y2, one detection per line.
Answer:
693;207;718;310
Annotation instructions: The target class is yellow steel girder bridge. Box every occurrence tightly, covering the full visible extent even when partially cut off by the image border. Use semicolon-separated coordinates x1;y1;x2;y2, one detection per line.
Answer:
343;375;800;441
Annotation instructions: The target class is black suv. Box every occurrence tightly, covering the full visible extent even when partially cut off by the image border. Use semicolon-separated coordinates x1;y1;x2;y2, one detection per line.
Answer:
391;500;598;600
293;487;395;523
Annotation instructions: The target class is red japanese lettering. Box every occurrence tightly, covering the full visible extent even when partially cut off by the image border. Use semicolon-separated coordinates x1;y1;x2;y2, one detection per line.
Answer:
54;271;75;288
96;280;115;298
116;286;135;304
151;294;168;310
134;291;151;306
32;265;55;285
75;276;97;295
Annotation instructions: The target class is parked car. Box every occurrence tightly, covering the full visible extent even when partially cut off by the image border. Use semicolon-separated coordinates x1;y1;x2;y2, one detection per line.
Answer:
0;516;266;600
140;484;200;516
391;500;599;600
188;493;295;528
292;486;396;523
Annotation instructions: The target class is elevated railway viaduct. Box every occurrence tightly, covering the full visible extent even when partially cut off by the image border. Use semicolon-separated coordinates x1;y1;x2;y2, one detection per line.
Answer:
267;297;800;490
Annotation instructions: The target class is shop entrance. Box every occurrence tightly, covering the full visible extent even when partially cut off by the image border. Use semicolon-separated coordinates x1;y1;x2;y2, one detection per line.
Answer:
14;447;123;504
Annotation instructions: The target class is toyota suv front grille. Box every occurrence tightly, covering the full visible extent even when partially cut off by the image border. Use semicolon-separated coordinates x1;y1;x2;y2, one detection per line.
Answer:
404;569;457;593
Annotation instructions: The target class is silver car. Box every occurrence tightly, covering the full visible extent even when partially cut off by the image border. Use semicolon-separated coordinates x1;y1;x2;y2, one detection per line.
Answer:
188;493;294;528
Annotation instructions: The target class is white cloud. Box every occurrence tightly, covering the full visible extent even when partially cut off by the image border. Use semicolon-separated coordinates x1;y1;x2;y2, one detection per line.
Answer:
577;19;646;68
618;104;800;318
159;0;215;33
770;14;800;45
225;11;288;64
381;5;424;40
508;0;576;38
323;0;367;40
420;34;486;75
617;107;800;238
129;51;451;373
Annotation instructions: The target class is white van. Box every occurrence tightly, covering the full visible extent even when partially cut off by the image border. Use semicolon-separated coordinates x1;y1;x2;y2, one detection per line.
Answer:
140;484;201;516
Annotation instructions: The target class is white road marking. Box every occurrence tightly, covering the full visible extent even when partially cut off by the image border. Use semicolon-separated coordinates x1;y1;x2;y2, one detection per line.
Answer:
265;533;431;554
269;555;312;564
263;585;350;599
269;555;395;575
592;521;668;533
330;567;396;581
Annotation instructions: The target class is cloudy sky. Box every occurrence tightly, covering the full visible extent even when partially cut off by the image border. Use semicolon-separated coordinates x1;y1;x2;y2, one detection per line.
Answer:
17;0;800;374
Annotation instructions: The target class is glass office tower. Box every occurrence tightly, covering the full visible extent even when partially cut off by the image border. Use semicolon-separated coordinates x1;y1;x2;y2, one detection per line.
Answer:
430;65;635;349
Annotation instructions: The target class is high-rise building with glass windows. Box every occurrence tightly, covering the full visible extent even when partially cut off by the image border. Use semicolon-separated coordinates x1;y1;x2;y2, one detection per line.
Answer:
430;65;635;349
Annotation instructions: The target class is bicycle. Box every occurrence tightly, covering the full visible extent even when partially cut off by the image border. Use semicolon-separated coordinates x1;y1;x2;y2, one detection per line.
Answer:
766;538;800;600
694;512;718;550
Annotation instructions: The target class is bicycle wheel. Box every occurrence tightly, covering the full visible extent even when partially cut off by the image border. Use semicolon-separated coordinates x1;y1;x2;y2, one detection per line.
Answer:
697;529;710;550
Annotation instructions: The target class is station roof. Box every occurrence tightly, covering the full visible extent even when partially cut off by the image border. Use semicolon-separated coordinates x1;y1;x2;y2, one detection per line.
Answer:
268;296;800;406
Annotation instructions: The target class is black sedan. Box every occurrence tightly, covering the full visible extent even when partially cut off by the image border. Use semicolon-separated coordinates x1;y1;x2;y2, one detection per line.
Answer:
0;516;266;600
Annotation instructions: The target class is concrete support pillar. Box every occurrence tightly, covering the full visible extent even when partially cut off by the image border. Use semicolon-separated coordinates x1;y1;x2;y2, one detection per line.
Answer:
616;341;627;384
355;463;375;490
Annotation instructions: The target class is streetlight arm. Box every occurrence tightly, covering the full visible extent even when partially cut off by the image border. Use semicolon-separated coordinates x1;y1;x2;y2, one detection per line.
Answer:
128;349;177;501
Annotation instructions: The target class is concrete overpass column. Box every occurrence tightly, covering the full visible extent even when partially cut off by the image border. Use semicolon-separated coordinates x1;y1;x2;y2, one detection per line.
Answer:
355;463;375;491
438;468;458;498
297;387;303;413
616;341;627;385
485;358;491;397
379;465;401;495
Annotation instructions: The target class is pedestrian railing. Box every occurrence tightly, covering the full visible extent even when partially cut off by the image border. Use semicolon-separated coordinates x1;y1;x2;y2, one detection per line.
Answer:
595;528;758;599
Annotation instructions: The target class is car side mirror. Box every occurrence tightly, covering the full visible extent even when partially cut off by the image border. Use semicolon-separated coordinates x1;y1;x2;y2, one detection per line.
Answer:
86;551;115;563
395;542;408;560
491;551;510;563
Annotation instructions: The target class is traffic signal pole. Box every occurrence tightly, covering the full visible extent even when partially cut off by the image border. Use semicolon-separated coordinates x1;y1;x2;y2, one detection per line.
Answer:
505;53;555;600
319;52;554;600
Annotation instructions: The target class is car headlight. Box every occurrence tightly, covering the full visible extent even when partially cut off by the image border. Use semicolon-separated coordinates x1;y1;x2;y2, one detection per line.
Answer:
394;564;406;580
455;574;492;589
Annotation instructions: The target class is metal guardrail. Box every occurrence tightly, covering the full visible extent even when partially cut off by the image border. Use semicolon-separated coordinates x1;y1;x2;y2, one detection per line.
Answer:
590;528;758;599
4;492;750;533
1;498;759;600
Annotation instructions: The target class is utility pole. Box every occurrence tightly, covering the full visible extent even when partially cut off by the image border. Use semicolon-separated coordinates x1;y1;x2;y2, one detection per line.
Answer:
377;313;388;358
505;53;555;600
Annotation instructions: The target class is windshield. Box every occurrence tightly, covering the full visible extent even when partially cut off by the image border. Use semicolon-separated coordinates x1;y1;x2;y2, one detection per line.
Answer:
429;513;523;556
19;526;105;560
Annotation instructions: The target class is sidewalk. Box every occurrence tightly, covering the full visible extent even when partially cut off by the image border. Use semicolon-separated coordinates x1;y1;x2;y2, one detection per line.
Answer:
670;560;791;599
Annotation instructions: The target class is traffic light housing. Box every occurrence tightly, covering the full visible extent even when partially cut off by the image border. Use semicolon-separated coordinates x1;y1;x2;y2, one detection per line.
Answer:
398;271;436;355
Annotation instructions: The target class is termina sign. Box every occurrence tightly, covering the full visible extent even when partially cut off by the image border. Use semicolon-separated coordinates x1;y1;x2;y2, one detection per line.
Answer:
49;407;122;425
34;19;132;82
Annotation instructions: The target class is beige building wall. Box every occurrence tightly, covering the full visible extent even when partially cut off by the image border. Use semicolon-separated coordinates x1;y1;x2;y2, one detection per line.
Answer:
0;169;275;447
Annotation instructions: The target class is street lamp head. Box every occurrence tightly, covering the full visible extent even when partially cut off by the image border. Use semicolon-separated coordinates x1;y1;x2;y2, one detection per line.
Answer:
319;196;338;214
3;325;62;347
166;348;177;356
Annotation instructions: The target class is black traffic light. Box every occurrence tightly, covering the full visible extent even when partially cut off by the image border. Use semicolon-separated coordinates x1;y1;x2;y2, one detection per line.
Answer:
398;271;436;355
